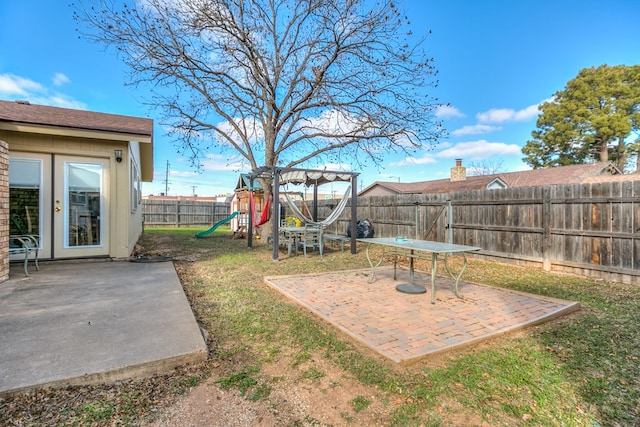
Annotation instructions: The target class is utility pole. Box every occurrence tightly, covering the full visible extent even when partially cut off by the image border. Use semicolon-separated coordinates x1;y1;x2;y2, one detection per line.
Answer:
191;185;197;196
164;161;170;195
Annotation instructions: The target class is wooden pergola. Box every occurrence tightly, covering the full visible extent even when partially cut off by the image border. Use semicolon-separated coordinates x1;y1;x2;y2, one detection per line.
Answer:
246;166;359;260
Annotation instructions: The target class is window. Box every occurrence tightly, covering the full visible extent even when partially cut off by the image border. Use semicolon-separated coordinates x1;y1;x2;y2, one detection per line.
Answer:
9;158;42;236
487;178;508;190
66;162;102;247
131;160;141;212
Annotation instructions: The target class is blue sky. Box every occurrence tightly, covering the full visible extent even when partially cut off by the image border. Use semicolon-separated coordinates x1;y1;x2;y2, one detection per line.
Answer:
1;1;639;196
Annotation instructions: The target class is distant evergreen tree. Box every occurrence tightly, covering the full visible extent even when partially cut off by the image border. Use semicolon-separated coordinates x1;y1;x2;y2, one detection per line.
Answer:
522;65;640;172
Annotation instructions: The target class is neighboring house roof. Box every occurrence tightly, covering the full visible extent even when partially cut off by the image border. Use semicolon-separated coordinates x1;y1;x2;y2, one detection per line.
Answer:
581;172;640;183
359;162;623;197
0;99;154;181
495;162;621;188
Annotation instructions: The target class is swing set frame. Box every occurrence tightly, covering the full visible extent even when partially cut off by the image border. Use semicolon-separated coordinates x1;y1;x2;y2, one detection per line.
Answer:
246;166;359;260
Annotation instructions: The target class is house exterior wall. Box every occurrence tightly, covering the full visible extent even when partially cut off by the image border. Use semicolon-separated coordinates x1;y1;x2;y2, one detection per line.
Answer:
126;140;144;256
1;129;140;260
0;140;9;282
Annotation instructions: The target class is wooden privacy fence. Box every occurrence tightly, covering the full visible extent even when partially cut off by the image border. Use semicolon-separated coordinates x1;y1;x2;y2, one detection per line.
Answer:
143;200;231;227
313;180;639;285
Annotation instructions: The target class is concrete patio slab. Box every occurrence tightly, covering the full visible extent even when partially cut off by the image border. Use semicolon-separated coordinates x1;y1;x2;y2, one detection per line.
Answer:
265;266;579;364
0;260;207;396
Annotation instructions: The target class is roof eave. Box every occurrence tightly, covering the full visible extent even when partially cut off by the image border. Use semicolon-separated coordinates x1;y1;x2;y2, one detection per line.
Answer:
0;122;152;144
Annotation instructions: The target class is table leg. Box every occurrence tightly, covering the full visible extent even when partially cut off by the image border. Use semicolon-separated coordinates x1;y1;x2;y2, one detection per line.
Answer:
365;243;385;283
393;251;397;280
430;252;438;304
443;252;467;299
409;249;415;284
396;249;426;295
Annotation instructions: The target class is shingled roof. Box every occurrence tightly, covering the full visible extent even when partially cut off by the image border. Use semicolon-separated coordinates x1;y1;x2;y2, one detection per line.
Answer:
360;162;623;197
0;99;154;181
0;99;153;137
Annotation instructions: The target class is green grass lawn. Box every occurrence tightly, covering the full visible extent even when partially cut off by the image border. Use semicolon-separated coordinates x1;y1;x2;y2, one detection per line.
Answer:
138;228;639;426
3;227;637;426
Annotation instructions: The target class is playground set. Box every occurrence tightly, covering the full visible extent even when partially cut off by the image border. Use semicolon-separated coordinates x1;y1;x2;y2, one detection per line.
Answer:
194;174;271;239
195;167;360;261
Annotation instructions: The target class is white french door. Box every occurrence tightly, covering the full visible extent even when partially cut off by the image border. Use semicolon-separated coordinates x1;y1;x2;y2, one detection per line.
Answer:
10;153;111;259
53;156;110;258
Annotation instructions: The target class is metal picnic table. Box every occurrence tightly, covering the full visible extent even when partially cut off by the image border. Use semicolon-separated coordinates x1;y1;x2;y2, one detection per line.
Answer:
358;237;481;304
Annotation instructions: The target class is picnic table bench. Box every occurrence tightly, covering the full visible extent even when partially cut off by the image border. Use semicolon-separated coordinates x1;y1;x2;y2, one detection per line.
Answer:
323;234;350;252
9;234;40;276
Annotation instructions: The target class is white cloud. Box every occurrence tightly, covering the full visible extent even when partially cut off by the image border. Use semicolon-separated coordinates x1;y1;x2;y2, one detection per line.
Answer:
32;94;87;110
214;117;265;146
0;72;86;109
514;104;540;120
302;109;362;135
451;124;501;136
476;102;540;123
436;140;522;160
390;155;437;167
436;105;465;119
52;72;70;86
0;73;43;96
322;163;352;172
200;153;247;172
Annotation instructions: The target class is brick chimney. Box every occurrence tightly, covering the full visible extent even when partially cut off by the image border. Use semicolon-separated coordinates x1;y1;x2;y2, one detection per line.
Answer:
450;158;466;182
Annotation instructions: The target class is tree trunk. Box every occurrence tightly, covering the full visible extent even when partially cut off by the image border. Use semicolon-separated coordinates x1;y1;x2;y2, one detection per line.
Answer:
615;134;627;171
599;141;609;162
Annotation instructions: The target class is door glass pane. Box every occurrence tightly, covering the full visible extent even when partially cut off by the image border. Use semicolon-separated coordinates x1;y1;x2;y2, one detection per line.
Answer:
9;158;41;237
66;162;102;247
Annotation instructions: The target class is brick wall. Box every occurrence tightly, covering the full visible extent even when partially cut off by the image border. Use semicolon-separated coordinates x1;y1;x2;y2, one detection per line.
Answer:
0;140;9;282
450;159;467;182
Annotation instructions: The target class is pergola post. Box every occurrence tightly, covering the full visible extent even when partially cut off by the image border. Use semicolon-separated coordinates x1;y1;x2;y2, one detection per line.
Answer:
272;170;280;260
247;177;254;249
350;175;358;254
313;184;319;221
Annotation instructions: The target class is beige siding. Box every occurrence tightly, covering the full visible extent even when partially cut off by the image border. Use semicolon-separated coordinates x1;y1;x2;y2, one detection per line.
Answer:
359;187;399;197
127;141;143;255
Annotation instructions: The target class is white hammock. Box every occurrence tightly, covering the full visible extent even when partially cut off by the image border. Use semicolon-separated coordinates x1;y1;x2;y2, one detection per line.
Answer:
284;186;351;228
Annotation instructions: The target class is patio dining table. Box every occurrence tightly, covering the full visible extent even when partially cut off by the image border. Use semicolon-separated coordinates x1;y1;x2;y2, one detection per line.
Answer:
280;225;324;257
280;226;305;256
358;237;481;304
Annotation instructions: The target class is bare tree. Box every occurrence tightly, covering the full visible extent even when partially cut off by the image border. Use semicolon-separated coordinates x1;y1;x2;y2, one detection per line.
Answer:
73;0;443;173
466;159;505;176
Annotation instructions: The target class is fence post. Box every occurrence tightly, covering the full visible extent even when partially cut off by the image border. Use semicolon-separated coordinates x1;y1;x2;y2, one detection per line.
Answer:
414;202;420;239
447;200;453;244
542;187;552;271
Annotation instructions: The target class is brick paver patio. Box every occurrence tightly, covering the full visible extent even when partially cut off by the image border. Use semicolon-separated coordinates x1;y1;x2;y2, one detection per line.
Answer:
264;267;579;364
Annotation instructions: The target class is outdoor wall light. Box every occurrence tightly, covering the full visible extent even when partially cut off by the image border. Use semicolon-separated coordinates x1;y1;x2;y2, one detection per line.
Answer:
114;149;123;163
